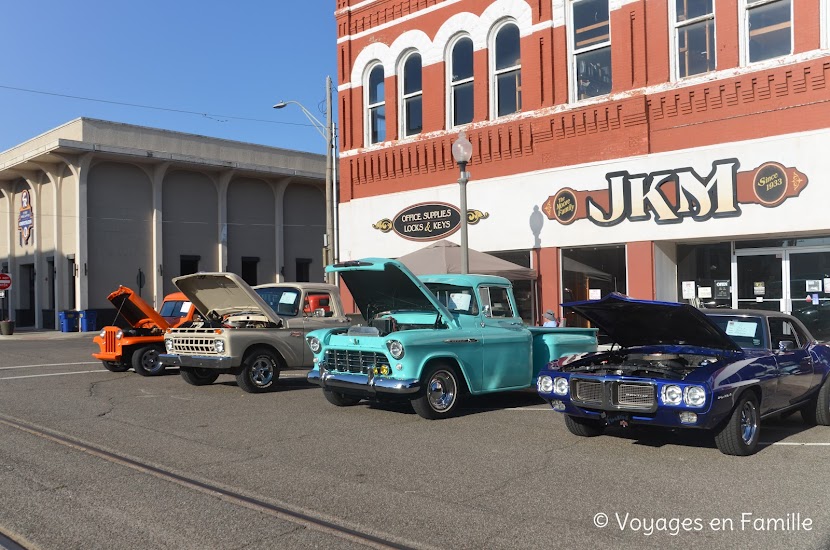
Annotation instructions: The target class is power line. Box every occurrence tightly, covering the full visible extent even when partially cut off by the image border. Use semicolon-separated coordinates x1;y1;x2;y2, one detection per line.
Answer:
0;84;317;129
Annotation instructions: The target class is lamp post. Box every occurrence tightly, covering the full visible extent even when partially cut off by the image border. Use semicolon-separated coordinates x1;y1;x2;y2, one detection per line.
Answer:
273;75;336;285
452;131;473;274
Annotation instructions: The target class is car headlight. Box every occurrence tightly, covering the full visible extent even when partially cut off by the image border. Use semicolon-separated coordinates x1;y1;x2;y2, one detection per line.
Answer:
115;330;123;340
684;386;706;407
98;329;106;339
553;377;569;396
214;339;225;353
538;375;553;393
661;384;683;405
386;340;405;360
165;339;174;352
307;336;322;354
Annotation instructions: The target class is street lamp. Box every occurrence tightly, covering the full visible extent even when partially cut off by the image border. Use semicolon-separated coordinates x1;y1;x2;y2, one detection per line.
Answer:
452;131;473;274
273;75;336;285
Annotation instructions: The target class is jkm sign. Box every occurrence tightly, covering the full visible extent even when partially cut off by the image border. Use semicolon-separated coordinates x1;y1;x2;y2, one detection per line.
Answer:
373;202;489;242
542;160;808;226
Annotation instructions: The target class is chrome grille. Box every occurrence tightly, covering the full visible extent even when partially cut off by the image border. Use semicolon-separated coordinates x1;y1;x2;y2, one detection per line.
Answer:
324;349;388;374
573;380;603;404
615;383;655;407
170;337;217;354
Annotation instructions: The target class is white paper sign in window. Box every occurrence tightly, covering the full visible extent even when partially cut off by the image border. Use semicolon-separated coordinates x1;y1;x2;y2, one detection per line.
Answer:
279;292;298;305
449;293;472;311
180;302;192;314
726;320;758;337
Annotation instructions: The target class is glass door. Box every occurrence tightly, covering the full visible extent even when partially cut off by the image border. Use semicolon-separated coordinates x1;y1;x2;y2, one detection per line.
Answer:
734;251;784;312
788;250;830;341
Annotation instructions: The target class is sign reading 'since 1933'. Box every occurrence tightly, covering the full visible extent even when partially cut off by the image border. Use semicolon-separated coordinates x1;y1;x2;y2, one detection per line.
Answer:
542;160;808;226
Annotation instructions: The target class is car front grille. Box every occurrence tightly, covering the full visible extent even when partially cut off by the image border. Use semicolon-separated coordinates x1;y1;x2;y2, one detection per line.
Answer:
573;379;603;404
324;349;389;374
168;336;217;354
104;329;118;353
615;383;655;408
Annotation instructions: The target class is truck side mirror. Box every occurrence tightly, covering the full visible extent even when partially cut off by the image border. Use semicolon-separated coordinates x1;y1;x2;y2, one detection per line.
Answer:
313;308;326;318
483;304;492;318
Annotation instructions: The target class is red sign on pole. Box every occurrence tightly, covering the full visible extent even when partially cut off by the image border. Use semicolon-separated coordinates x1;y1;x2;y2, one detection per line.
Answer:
0;273;11;291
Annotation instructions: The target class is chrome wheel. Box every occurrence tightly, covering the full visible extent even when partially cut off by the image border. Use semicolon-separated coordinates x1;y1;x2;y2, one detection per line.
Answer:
426;370;456;412
250;356;274;387
740;400;758;445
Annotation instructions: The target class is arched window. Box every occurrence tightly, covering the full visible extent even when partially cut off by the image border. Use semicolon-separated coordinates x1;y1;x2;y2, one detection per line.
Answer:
366;64;386;144
493;23;521;117
400;52;423;137
449;36;474;127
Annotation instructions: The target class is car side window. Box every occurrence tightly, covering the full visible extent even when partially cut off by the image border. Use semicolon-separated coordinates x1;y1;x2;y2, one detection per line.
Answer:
769;318;800;348
479;286;514;318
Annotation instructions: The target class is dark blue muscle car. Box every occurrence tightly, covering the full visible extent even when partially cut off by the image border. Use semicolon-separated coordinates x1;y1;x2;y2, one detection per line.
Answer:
537;293;830;455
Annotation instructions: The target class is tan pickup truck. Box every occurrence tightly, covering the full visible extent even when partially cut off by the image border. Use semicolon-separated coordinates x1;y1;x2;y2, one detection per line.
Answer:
159;272;350;393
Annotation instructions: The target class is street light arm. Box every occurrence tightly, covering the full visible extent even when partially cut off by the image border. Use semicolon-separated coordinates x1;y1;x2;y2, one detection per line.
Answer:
273;100;328;141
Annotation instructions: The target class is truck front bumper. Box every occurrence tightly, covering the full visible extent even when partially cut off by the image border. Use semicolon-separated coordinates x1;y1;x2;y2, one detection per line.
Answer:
308;369;421;396
159;353;233;370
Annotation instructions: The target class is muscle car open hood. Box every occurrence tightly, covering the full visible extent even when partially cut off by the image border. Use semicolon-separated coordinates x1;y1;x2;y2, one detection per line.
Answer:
107;286;169;329
564;293;742;351
172;272;282;325
327;259;455;323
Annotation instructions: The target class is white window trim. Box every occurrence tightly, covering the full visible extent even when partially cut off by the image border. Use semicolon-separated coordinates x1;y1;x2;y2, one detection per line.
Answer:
739;0;794;66
446;33;475;129
669;1;717;81
364;62;385;145
489;19;522;119
822;0;829;49
568;0;612;103
398;50;423;138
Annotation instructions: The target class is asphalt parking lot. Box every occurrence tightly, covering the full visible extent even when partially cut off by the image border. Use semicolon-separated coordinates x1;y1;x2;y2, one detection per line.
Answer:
0;331;829;549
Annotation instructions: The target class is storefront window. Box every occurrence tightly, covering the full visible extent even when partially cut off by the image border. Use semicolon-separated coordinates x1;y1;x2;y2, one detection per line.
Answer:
677;242;732;308
561;245;626;328
490;250;534;323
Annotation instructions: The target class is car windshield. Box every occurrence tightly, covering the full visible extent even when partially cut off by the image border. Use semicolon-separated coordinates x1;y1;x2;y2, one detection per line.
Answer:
255;287;300;317
425;283;479;315
706;314;767;350
159;300;191;318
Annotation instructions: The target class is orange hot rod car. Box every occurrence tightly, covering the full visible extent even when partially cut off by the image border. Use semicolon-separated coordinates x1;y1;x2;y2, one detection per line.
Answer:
92;286;195;376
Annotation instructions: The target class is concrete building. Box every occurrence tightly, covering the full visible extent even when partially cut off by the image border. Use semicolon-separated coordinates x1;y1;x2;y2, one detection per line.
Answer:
333;0;830;335
0;118;327;329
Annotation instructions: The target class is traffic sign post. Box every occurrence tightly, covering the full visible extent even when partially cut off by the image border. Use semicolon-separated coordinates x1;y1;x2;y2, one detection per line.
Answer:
0;273;10;322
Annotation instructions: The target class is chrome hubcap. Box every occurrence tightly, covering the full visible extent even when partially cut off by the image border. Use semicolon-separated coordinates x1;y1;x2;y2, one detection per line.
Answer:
740;401;758;445
427;370;456;412
251;357;274;386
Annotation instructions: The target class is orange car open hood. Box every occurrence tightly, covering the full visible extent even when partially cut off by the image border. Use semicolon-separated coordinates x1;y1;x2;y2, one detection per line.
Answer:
107;286;170;329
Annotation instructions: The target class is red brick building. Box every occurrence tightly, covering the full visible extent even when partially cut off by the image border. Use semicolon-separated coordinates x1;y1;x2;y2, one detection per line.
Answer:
334;0;830;333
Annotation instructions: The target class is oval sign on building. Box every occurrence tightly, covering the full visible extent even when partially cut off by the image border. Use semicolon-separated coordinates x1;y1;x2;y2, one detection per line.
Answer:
392;202;461;242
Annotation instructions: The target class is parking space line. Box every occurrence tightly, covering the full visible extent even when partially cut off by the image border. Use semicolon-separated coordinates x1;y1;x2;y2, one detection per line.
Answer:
761;442;830;446
0;361;99;370
0;370;106;380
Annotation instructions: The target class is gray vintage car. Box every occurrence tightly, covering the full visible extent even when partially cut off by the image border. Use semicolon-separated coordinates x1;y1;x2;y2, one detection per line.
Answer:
159;273;350;393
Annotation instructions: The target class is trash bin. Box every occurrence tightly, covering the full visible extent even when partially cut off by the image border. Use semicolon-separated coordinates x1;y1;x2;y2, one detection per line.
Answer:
79;310;98;332
59;310;79;332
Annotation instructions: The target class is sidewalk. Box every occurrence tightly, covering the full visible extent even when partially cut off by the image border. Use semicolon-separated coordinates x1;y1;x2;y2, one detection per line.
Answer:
0;327;95;341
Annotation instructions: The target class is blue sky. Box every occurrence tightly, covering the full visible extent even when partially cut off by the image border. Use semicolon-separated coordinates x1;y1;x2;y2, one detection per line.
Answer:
1;1;338;156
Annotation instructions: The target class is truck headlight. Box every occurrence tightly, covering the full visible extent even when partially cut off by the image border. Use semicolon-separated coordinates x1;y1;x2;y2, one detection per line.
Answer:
115;330;124;340
684;386;706;407
386;340;405;359
99;329;106;339
165;339;174;353
307;336;322;354
553;377;569;396
214;339;225;353
661;384;683;405
538;375;553;393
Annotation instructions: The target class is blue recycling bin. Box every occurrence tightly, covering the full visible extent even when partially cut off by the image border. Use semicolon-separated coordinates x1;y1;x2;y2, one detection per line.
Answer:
79;310;98;332
59;310;79;332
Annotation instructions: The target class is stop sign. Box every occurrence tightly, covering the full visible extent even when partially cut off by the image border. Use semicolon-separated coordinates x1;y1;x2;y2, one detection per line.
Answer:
0;273;11;291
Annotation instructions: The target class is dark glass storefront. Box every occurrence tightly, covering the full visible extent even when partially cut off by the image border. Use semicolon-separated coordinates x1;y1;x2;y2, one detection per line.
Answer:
561;245;626;328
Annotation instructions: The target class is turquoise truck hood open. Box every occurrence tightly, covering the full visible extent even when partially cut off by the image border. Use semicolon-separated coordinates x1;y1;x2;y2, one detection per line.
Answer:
327;259;456;324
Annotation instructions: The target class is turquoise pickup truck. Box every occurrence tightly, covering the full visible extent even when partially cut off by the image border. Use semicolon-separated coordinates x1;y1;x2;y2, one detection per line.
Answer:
306;258;597;419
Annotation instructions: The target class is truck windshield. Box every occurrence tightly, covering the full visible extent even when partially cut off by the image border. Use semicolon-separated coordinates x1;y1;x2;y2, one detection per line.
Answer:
255;288;301;317
425;283;479;315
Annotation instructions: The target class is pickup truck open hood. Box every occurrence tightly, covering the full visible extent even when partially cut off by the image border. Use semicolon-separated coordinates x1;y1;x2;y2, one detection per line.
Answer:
107;286;169;329
172;272;283;325
564;292;742;351
327;259;455;323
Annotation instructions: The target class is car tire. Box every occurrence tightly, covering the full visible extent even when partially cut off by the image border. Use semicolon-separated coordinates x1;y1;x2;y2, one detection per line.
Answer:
180;367;220;386
236;348;281;393
102;360;130;373
411;364;462;420
323;389;362;407
131;345;166;376
714;392;760;456
564;414;605;437
801;376;830;426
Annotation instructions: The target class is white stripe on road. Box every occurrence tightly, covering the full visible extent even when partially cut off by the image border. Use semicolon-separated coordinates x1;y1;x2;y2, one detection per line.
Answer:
0;361;99;370
0;370;106;380
761;442;830;446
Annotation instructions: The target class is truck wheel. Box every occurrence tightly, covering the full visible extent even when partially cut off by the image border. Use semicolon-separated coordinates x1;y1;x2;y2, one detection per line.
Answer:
411;364;462;419
236;348;280;393
564;415;605;437
802;376;830;426
714;393;760;456
180;367;220;386
132;345;166;376
102;361;129;373
323;389;362;407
